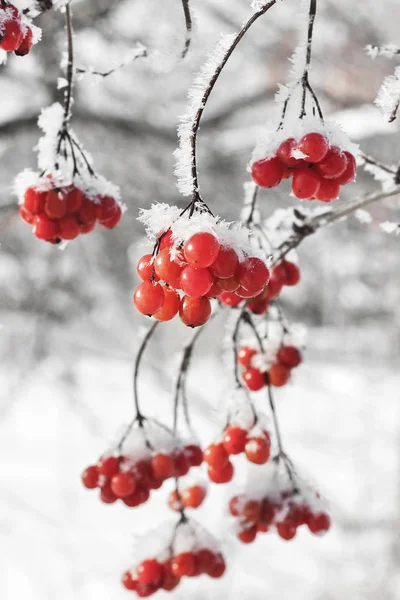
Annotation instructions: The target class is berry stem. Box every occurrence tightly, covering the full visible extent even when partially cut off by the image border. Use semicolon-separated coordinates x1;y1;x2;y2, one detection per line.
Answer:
244;182;259;227
188;0;279;200
133;321;160;425
181;0;192;59
63;3;74;127
299;0;323;121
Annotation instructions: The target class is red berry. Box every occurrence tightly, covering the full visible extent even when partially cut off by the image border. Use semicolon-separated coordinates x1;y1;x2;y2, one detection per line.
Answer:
236;257;270;294
247;289;270;315
171;552;196;577
137;559;164;587
316;146;347;179
110;472;136;498
206;282;221;298
137;254;156;282
292;168;321;199
134;281;165;316
179;296;211;327
78;196;97;225
268;363;291;387
96;196;118;222
97;456;119;477
58;215;80;240
203;443;229;468
66;187;83;213
315;178;341;202
219;291;242;307
277;346;302;368
308;512;331;534
266;276;283;299
32;214;60;241
23;187;46;214
185;444;203;466
297;133;329;163
158;230;173;250
229;496;242;516
242;368;265;391
333;151;356;185
122;571;138;591
19;205;33;224
223;426;248;455
271;261;300;286
0;18;23;52
136;586;157;598
99;481;117;504
196;549;215;574
151;453;174;480
207;554;226;578
101;204;122;229
260;500;277;525
44;189;66;219
180;265;213;298
154;248;183;283
237;346;257;367
153;287;181;321
123;486;149;507
238;525;257;544
183;232;220;268
182;485;206;508
80;220;96;234
210;246;239;279
173;451;190;477
15;25;33;56
236;286;264;299
207;461;233;484
81;465;99;489
243;500;261;522
161;571;180;591
277;522;297;540
251;157;284;188
245;436;271;464
218;276;240;292
257;523;269;533
277;138;300;167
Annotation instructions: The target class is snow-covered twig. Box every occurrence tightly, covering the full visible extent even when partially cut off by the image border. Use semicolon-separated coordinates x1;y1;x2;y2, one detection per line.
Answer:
76;43;148;78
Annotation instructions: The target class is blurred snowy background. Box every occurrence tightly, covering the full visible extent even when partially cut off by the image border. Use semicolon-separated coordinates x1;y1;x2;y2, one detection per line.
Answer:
1;0;400;599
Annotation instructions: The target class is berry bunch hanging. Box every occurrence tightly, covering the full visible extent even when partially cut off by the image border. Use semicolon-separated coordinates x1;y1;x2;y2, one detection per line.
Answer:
0;2;37;57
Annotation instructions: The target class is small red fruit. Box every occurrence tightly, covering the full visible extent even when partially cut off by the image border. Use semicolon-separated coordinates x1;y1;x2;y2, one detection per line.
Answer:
251;157;284;188
137;254;155;282
180;265;213;298
171;552;196;577
223;426;248;455
182;485;206;508
154;248;183;283
237;346;257;367
333;151;356;185
207;461;234;484
101;204;122;229
81;465;99;489
173;451;190;477
19;205;33;224
66;187;83;213
268;363;291;387
219;291;242;307
271;261;300;286
179;296;211;327
245;436;271;464
210;246;239;279
236;257;270;294
238;525;257;544
307;512;331;534
277;346;302;368
97;456;119;477
185;444;203;467
0;18;24;52
100;481;117;504
292;168;321;199
137;559;164;586
153;287;181;321
24;187;46;214
122;571;137;590
32;214;60;241
183;232;220;268
151;453;174;480
134;281;165;316
315;178;341;202
58;215;80;240
297;133;329;163
110;472;136;498
242;368;265;391
277;522;297;540
316;146;347;179
203;443;229;468
15;26;33;56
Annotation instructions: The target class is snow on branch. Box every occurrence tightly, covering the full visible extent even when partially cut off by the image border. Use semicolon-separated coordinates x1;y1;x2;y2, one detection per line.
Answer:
375;65;400;123
366;44;400;59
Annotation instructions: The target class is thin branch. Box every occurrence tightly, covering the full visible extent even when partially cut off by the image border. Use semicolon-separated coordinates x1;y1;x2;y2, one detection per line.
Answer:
181;0;193;59
133;322;160;424
76;44;147;78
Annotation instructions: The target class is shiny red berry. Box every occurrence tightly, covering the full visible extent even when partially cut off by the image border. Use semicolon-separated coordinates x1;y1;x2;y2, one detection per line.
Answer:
81;465;99;489
134;281;165;316
236;257;270;294
297;133;329;163
251;157;284;188
243;368;265;391
110;472;136;498
183;232;220;268
237;346;257;367
277;346;302;368
179;296;211;327
223;426;248;455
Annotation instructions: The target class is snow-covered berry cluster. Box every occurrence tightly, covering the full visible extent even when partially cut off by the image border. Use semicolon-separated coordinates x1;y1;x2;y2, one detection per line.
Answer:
82;425;203;508
168;481;207;511
239;344;302;391
229;488;331;543
135;204;271;326
0;3;34;56
122;521;226;596
18;180;121;243
252;132;357;202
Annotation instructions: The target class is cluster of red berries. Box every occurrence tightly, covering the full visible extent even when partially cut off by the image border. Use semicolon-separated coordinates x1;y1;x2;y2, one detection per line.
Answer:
168;483;207;511
122;549;226;596
0;3;33;56
219;259;300;314
134;231;270;327
229;490;331;543
239;344;302;391
81;444;203;507
203;425;271;484
252;132;357;202
19;183;122;243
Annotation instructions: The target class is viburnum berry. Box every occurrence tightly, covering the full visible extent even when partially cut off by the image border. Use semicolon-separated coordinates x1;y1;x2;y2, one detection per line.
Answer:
99;204;122;229
58;216;81;240
292;168;321;199
15;26;33;56
44;190;67;219
81;465;99;489
268;363;291;387
266;276;283;300
238;525;258;544
23;187;46;214
78;196;97;225
158;230;173;250
206;282;221;298
66;188;83;213
122;571;138;591
207;460;233;484
316;178;341;202
137;254;156;282
183;232;220;268
276;521;297;540
137;559;164;587
316;146;347;179
219;291;242;307
181;485;206;508
0;17;24;52
96;195;119;222
236;257;270;294
277;346;302;368
153;287;180;321
32;214;60;241
100;481;117;504
203;443;229;469
207;554;226;578
217;276;239;292
277;138;300;167
334;151;356;184
185;444;203;467
236;286;265;299
223;426;248;455
271;261;300;287
110;472;136;498
245;436;271;464
247;291;269;315
297;133;329;163
173;450;190;477
242;367;265;391
251;157;284;188
154;248;183;283
19;206;33;224
134;281;165;316
237;346;257;367
97;456;119;477
242;499;261;522
179;296;211;327
151;453;174;480
307;512;331;535
180;265;213;298
210;246;238;279
171;553;196;577
229;496;242;516
123;486;150;507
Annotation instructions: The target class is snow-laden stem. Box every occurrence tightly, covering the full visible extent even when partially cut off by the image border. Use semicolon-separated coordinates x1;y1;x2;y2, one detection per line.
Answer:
186;0;279;199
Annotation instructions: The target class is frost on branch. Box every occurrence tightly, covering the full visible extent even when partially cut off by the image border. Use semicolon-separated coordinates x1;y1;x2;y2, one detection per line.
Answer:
174;33;236;196
380;221;400;235
375;65;400;123
366;44;400;59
